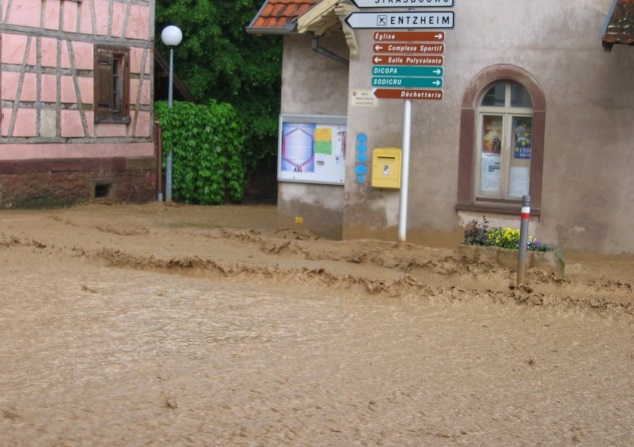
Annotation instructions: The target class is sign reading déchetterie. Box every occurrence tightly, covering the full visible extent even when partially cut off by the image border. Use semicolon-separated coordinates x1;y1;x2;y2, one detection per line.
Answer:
350;0;454;7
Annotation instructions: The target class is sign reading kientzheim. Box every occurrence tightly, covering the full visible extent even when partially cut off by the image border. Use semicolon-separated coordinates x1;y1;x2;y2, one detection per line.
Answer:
345;11;454;29
345;0;455;243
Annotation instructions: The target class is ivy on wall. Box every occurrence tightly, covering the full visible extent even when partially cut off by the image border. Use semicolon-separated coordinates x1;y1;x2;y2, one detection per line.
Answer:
155;100;246;204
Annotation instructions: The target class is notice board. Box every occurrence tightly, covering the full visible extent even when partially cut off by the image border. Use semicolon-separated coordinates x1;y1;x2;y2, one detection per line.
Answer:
278;114;347;185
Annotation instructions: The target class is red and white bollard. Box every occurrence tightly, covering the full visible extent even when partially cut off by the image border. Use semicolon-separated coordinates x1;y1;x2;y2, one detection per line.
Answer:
517;195;531;285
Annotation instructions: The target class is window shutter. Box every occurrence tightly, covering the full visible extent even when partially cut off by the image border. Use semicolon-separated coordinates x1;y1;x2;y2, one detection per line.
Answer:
122;53;131;117
95;49;113;121
93;46;131;123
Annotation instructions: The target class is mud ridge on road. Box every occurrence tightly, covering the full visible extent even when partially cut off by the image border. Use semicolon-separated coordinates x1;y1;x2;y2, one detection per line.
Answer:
218;229;511;276
2;217;633;316
85;245;633;316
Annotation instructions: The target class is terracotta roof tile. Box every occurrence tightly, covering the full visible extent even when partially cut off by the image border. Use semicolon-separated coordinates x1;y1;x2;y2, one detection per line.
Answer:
603;0;634;48
248;0;320;32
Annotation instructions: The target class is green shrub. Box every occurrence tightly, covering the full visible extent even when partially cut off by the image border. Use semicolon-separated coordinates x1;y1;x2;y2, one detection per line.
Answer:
156;100;246;204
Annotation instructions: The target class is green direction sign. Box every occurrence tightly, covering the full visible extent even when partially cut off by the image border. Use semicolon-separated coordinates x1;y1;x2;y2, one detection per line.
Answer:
372;77;443;88
372;66;444;77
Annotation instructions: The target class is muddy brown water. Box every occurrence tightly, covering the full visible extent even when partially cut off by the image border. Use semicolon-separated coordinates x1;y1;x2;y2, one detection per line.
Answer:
1;203;632;446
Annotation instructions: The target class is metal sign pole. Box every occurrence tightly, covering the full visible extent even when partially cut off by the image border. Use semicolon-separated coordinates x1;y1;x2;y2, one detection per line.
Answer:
398;99;412;243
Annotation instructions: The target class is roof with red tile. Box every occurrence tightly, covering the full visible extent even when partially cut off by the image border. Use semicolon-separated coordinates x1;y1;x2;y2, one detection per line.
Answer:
247;0;320;33
602;0;634;49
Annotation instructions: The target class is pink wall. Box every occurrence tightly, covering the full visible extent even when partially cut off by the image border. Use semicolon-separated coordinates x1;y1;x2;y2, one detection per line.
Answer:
135;112;152;138
62;0;78;33
1;109;13;137
1;143;154;160
126;5;151;40
12;109;37;137
2;34;36;65
43;0;61;30
4;1;40;28
4;0;151;38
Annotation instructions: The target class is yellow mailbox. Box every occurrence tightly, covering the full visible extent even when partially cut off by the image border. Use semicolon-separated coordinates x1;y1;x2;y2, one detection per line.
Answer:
372;147;402;189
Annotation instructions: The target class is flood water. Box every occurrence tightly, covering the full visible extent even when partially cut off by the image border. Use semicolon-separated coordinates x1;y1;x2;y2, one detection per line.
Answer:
2;265;632;446
0;204;632;446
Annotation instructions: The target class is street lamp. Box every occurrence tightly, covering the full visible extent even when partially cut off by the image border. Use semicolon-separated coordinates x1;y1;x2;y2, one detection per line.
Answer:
161;25;183;202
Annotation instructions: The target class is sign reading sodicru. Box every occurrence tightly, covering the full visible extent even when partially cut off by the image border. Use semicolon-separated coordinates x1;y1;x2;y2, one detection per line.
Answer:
371;77;443;88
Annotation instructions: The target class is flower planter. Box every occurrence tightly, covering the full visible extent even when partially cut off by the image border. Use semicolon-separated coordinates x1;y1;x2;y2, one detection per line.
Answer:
532;249;566;278
457;244;565;278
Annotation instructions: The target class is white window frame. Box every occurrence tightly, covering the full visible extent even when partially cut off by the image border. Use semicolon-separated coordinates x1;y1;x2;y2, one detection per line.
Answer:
474;81;533;202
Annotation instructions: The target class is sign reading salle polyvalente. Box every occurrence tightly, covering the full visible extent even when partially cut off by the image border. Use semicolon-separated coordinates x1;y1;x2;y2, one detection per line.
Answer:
350;0;454;8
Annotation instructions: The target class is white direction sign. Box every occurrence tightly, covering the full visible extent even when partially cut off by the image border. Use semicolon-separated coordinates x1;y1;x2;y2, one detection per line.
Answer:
350;0;454;8
345;12;454;29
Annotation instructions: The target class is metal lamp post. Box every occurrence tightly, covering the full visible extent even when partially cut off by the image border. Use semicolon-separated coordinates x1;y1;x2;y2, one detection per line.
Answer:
160;25;183;202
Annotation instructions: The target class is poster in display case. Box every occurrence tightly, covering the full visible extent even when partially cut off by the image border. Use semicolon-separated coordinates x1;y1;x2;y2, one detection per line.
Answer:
278;114;347;185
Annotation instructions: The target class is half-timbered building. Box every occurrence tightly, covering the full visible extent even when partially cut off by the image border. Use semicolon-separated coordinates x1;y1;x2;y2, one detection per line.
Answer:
1;0;155;207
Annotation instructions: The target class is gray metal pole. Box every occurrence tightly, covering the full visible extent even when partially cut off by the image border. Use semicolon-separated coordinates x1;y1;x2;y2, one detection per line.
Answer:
165;47;174;202
517;195;531;285
398;99;412;243
168;47;174;108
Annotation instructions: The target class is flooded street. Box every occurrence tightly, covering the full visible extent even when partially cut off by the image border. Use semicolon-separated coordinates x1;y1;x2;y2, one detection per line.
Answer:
1;203;632;446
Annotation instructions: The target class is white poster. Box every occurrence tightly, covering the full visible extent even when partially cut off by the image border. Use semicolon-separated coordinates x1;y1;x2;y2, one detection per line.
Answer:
480;154;501;192
509;166;530;197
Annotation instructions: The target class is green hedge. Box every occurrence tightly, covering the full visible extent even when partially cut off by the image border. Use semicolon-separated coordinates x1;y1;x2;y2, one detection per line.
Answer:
156;100;246;204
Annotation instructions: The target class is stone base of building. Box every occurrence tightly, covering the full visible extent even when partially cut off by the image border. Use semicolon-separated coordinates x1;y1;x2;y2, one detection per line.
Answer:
0;157;157;209
458;244;565;278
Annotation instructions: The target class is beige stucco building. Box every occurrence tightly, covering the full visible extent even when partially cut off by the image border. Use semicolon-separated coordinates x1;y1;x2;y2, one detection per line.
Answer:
1;0;155;207
249;0;634;254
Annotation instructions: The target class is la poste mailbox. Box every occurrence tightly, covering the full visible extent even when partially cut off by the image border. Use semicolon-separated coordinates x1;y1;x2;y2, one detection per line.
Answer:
372;148;402;189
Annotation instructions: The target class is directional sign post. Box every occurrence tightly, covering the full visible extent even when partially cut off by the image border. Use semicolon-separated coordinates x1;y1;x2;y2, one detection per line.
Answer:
345;5;454;244
350;0;454;7
345;12;454;29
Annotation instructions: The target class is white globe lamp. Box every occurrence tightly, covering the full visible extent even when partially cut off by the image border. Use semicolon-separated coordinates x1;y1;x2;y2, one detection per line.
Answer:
161;25;182;202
